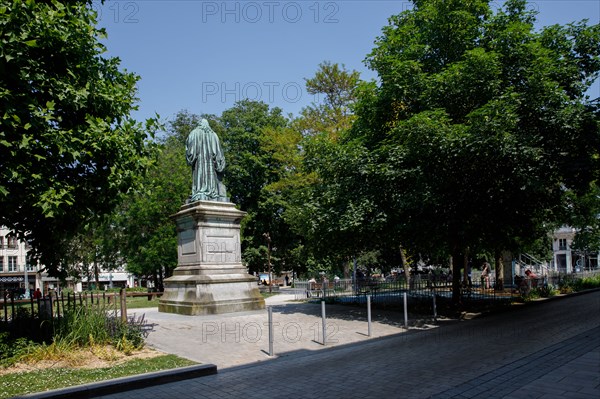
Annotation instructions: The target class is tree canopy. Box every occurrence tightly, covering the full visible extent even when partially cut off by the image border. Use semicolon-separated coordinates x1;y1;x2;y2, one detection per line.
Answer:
372;0;597;248
115;130;190;290
299;0;599;294
284;62;370;276
297;61;361;140
0;0;157;276
10;0;598;288
218;100;296;274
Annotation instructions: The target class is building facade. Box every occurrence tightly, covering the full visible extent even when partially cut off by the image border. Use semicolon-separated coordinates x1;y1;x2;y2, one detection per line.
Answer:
1;226;136;296
0;226;40;297
551;226;599;273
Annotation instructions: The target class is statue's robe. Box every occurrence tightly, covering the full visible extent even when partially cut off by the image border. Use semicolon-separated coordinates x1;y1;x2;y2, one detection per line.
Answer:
186;122;226;201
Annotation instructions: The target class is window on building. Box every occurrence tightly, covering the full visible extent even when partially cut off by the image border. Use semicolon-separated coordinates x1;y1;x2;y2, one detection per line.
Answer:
7;236;18;249
0;257;3;272
26;261;36;272
559;239;567;251
8;256;17;272
0;236;4;248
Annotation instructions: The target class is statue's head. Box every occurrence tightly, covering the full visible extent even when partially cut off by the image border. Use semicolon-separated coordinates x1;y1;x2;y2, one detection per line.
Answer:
200;118;210;130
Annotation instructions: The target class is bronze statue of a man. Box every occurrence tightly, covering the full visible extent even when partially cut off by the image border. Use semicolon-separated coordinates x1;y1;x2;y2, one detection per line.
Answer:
186;118;228;202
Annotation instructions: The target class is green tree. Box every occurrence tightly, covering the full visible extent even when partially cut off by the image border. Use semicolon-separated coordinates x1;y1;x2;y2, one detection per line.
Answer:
286;138;386;269
219;100;288;208
165;109;201;146
297;61;361;140
62;217;122;290
252;64;363;277
284;63;387;277
0;0;157;276
115;114;193;290
218;100;293;274
345;0;599;300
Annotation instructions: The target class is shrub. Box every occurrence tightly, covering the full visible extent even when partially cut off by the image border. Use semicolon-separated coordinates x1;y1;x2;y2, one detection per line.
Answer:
55;306;111;347
537;284;557;298
54;305;144;352
0;332;36;367
577;275;600;290
558;275;577;294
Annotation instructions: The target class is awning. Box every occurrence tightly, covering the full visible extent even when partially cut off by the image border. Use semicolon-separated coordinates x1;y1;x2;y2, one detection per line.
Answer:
0;276;24;283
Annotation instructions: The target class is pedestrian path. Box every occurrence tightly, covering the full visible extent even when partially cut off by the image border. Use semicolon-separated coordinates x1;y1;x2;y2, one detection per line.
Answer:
93;291;600;399
136;294;432;369
21;291;600;399
432;326;600;398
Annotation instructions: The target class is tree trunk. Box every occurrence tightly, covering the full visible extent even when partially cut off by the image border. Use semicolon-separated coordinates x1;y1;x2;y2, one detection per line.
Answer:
343;258;350;279
399;244;410;289
462;249;470;285
158;267;164;292
495;249;504;291
94;260;100;290
451;253;461;303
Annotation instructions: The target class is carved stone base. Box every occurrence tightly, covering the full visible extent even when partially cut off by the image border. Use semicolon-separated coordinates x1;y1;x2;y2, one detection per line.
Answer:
158;201;265;315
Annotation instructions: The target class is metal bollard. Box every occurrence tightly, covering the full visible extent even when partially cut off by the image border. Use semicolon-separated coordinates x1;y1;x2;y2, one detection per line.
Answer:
367;295;372;337
321;301;327;345
432;289;437;323
268;306;274;356
403;292;408;329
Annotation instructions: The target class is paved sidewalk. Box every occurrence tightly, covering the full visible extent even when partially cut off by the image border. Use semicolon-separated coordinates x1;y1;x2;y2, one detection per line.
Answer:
431;326;600;398
21;291;600;398
99;291;599;399
136;294;428;369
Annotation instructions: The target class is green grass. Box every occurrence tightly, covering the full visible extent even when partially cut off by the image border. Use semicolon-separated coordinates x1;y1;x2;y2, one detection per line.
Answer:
126;294;161;309
4;289;287;312
0;354;196;399
125;291;280;306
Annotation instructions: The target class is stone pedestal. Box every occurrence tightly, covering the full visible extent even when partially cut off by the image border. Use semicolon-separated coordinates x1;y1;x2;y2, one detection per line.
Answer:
159;201;264;315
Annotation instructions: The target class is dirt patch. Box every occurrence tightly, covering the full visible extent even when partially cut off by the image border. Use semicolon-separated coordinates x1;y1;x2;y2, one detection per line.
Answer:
0;346;164;376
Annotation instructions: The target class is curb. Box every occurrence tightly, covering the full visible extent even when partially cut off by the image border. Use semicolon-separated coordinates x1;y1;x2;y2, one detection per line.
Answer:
14;363;218;399
462;286;600;320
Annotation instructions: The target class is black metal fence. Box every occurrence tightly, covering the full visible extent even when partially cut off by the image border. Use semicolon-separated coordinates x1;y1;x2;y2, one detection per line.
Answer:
0;289;154;342
295;276;512;304
295;269;600;309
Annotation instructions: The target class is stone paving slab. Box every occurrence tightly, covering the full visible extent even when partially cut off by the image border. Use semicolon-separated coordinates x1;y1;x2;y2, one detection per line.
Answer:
136;294;434;369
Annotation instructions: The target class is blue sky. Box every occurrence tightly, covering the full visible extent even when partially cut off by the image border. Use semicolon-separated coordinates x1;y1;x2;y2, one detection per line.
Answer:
95;0;600;125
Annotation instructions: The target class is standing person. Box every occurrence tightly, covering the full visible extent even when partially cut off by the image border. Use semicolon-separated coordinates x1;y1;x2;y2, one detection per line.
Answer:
481;262;491;289
33;288;42;300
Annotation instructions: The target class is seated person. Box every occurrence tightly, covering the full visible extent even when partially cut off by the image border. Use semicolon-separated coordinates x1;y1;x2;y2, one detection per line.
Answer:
524;269;538;287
